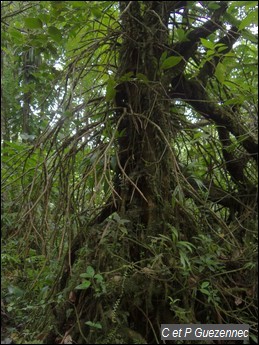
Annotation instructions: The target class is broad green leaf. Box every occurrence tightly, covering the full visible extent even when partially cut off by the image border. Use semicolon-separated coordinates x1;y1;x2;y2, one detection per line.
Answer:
241;30;258;44
201;281;210;289
175;28;186;41
200;38;214;50
48;26;62;44
8;28;24;44
161;56;182;70
215;62;226;83
94;274;103;282
38;13;50;23
160;51;168;64
200;288;210;296
75;280;91;290
80;273;92;278
86;265;95;277
206;50;215;58
24;18;43;29
239;11;258;30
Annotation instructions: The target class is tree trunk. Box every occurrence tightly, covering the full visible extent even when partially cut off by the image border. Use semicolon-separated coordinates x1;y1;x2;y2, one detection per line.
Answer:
114;1;173;238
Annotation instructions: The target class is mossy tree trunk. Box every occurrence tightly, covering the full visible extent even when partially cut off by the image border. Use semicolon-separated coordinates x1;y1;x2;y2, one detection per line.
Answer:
114;1;174;238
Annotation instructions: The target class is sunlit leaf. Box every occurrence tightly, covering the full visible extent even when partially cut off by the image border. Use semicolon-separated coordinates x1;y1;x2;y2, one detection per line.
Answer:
161;56;182;70
71;1;85;7
239;11;258;30
75;280;91;290
200;38;214;50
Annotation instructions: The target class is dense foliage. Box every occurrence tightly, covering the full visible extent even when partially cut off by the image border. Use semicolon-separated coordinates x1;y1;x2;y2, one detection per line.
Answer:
1;1;258;344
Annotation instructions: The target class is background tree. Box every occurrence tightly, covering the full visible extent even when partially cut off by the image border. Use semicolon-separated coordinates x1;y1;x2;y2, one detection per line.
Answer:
1;1;258;344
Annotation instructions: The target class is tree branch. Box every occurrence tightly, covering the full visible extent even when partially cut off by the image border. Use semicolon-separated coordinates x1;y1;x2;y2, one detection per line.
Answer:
198;26;240;85
171;1;228;61
171;75;258;162
181;167;256;211
217;126;246;184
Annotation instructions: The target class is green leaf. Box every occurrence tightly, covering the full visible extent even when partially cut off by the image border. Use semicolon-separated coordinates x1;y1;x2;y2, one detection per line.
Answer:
200;288;210;296
230;1;258;9
161;56;182;70
175;28;187;41
24;18;43;29
160;51;168;64
48;26;62;44
200;38;214;50
241;30;258;44
94;274;103;282
120;72;134;82
239;11;258;30
91;8;102;18
106;78;117;102
249;334;258;343
80;273;91;278
215;43;228;53
224;97;244;106
86;265;95;277
38;13;50;23
208;3;221;10
193;177;205;189
71;1;86;7
179;252;189;269
136;73;149;84
75;280;91;290
85;321;102;329
8;28;24;44
215;62;226;83
172;185;184;206
201;281;210;289
177;241;195;252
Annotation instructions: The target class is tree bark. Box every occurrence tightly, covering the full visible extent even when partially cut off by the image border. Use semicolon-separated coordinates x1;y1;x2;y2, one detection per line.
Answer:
114;1;174;238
